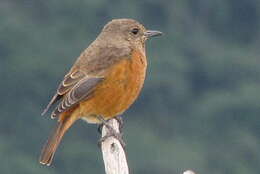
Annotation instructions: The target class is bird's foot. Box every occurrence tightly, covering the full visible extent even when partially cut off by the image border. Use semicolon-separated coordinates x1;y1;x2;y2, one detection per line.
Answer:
97;115;124;134
114;115;124;132
98;124;103;134
96;115;126;148
98;128;126;148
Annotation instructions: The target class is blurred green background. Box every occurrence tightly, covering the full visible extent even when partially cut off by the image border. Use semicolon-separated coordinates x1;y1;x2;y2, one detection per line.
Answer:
1;0;260;174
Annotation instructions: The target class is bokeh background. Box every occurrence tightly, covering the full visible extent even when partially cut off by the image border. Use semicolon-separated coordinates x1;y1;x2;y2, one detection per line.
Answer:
1;0;260;174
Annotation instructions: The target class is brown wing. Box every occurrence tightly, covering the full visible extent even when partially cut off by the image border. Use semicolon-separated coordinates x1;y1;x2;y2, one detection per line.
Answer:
51;76;104;118
57;70;85;95
41;70;85;116
41;44;132;117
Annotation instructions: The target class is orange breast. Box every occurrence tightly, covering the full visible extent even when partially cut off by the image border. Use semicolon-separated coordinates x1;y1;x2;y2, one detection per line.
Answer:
79;50;147;123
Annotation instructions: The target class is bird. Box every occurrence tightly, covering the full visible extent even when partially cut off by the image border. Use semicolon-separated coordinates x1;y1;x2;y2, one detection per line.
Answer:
39;18;162;166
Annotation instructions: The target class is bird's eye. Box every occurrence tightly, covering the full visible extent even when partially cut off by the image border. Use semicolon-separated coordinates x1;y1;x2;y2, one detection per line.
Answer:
131;28;139;35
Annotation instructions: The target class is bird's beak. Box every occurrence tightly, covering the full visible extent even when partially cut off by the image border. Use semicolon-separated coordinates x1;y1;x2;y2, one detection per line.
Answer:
144;30;163;38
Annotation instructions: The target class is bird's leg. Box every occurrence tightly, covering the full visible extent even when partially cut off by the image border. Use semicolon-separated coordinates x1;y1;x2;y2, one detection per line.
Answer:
97;115;122;134
97;123;103;134
96;115;126;148
99;128;126;148
115;115;124;132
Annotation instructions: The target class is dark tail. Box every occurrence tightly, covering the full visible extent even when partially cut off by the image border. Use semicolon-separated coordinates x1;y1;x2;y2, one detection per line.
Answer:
39;116;76;166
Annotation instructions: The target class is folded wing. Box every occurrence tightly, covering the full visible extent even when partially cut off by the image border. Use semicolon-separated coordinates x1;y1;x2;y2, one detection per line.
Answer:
41;70;103;118
51;76;104;118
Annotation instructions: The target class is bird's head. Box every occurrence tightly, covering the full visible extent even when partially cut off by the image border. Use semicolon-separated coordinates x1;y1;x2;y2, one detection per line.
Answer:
100;19;162;50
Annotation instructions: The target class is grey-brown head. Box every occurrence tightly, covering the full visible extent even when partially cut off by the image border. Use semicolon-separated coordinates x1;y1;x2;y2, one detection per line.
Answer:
100;19;162;49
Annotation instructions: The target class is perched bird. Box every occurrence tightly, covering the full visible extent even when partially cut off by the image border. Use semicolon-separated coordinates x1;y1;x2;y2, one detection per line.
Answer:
39;18;162;166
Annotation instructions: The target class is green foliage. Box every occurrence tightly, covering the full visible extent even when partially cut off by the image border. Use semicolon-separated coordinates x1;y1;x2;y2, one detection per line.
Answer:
1;0;260;173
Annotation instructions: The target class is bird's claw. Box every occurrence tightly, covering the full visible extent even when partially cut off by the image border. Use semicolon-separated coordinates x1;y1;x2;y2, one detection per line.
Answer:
98;129;126;148
96;115;125;148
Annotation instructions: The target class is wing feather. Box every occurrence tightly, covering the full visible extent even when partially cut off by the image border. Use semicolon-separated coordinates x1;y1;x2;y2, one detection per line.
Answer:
41;70;85;116
57;71;85;95
51;77;104;118
41;45;131;117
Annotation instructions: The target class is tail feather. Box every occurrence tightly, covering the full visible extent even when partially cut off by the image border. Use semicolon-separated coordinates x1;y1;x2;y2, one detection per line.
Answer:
39;115;76;166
